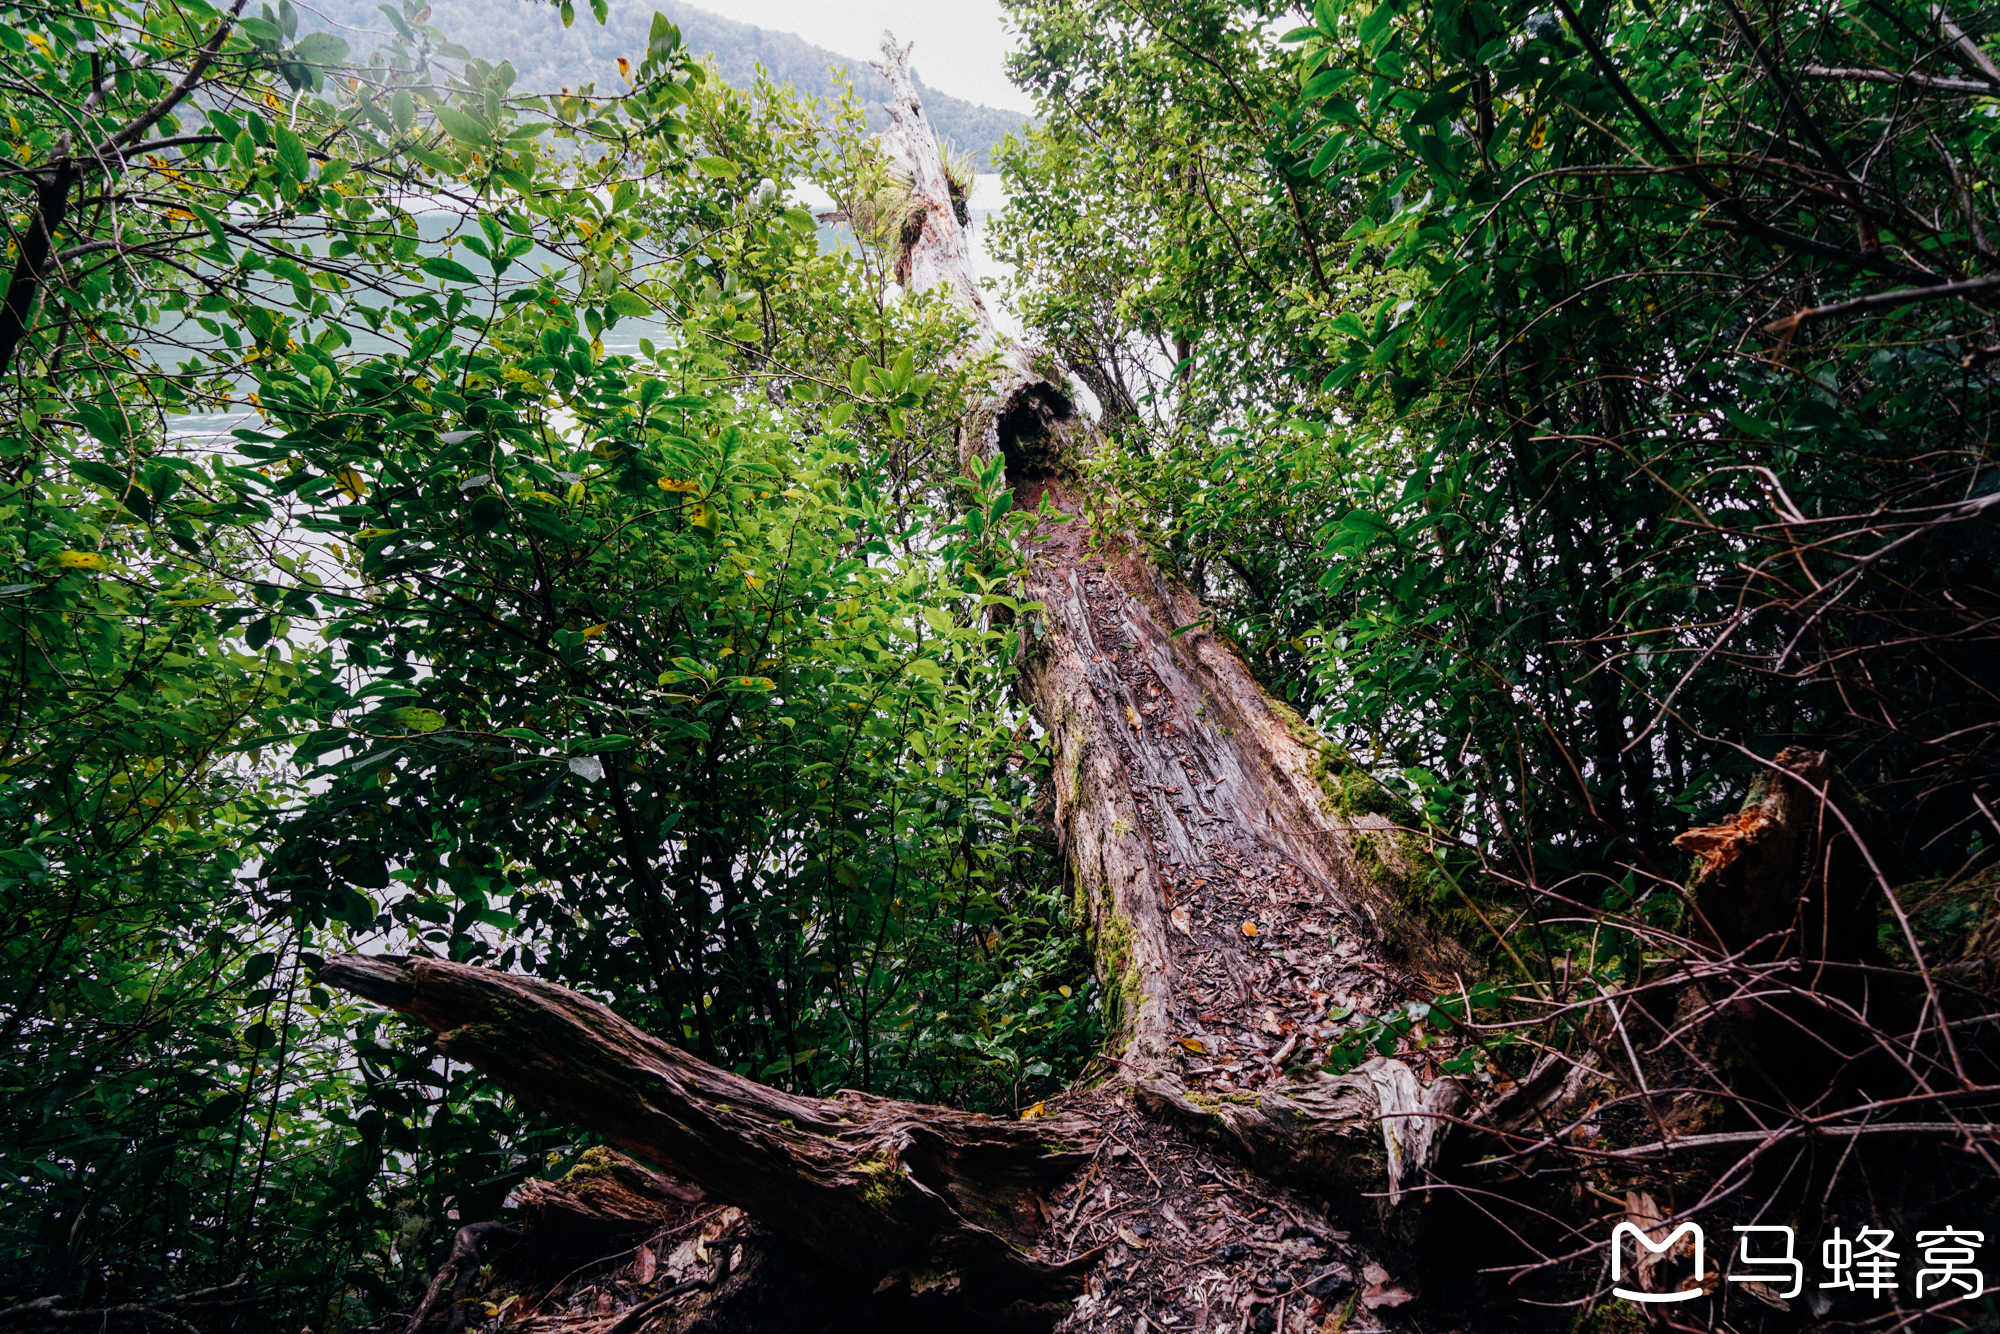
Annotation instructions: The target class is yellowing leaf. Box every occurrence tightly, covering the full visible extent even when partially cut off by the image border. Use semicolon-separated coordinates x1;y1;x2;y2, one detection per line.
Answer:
616;56;632;84
581;623;609;639
657;477;700;493
335;465;369;499
688;501;721;535
356;527;399;541
383;707;445;733
46;551;108;571
1177;1036;1206;1055
1126;704;1141;729
1241;920;1259;938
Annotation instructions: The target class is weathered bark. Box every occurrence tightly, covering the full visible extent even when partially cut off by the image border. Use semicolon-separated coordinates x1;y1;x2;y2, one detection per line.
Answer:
506;1146;704;1267
1669;746;1899;1111
321;954;1098;1305
870;34;1475;1203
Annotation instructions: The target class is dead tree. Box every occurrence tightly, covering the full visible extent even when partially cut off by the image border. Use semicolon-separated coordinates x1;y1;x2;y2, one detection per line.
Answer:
320;36;1530;1333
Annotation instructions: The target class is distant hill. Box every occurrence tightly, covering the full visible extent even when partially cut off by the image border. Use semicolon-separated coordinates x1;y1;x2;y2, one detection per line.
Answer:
307;0;1029;166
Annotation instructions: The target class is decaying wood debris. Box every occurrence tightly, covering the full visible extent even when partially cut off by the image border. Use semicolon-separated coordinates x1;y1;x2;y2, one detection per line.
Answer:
318;34;1989;1334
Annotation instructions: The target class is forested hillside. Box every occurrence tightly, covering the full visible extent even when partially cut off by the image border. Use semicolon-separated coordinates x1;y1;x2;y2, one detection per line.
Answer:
307;0;1031;163
1;0;1995;1331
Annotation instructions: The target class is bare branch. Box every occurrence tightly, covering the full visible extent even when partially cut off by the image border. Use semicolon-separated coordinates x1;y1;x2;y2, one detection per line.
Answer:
1763;271;2000;331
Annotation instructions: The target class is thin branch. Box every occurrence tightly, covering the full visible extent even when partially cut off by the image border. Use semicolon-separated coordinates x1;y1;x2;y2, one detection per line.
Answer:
1764;271;2000;331
1798;63;1995;94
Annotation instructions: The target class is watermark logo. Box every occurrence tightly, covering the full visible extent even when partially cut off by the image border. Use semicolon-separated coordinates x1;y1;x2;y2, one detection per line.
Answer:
1611;1222;1706;1303
1609;1223;1985;1304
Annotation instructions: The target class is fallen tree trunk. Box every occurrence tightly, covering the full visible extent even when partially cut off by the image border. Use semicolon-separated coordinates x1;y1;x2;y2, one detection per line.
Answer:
322;954;1099;1306
322;35;1495;1331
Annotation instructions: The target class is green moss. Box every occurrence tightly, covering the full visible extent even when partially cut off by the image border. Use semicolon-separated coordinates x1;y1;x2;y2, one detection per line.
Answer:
1570;1299;1650;1334
561;1144;624;1187
1110;817;1132;838
1312;745;1407;822
1267;696;1322;751
1310;748;1489;974
1095;908;1144;1031
856;1152;907;1218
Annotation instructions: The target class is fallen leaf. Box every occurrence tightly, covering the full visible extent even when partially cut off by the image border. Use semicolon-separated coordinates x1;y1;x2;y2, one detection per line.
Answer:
1362;1282;1414;1310
1170;905;1192;935
633;1241;656;1285
1117;1225;1149;1249
1177;1035;1207;1055
1241;920;1258;938
1361;1264;1413;1309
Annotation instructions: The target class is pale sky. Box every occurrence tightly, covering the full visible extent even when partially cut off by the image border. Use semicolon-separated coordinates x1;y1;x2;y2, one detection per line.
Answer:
687;0;1034;113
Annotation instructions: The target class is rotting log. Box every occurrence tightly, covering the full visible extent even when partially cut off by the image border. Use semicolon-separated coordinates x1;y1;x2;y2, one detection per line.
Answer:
321;954;1099;1305
1673;745;1881;964
1669;746;1898;1109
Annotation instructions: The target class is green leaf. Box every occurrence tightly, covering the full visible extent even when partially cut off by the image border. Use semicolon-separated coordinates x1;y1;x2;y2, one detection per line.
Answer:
272;123;309;183
407;143;460;174
693;155;739;178
421;256;481;284
238;15;283;46
435;105;491;147
291;31;350;65
381;707;446;733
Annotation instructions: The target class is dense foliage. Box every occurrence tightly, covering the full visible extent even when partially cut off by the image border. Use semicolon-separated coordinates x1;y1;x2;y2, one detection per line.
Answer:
0;1;1091;1324
7;0;2000;1324
997;0;1998;943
